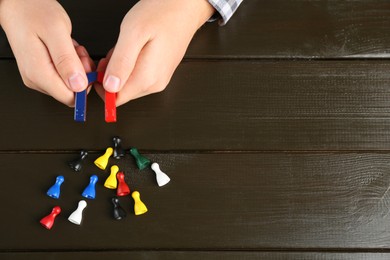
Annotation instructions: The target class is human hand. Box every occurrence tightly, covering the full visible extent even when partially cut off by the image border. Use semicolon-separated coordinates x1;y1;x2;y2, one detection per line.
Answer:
95;0;215;106
0;0;95;106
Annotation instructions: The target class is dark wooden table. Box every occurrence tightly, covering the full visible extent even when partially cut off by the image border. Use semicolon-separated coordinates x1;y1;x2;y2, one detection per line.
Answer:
2;0;390;259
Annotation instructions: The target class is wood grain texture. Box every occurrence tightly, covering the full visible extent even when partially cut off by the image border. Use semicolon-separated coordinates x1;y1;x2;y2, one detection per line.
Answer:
1;60;390;151
2;252;390;260
2;153;390;250
2;0;390;257
2;0;390;58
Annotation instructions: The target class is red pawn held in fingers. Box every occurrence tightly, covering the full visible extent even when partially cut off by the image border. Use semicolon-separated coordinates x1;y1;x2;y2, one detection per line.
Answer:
40;206;61;230
116;172;130;196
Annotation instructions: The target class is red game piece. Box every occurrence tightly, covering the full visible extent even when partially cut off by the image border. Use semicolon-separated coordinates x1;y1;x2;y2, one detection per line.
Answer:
40;206;61;230
116;172;130;196
105;91;117;123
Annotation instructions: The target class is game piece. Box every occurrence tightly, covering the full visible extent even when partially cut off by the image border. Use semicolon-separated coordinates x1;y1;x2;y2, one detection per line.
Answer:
105;91;117;123
116;172;130;196
82;175;98;199
46;175;64;199
68;200;87;225
132;191;148;215
112;196;126;220
129;148;151;170
151;163;171;187
68;150;88;172
104;165;119;189
112;136;125;159
94;147;113;170
40;206;61;230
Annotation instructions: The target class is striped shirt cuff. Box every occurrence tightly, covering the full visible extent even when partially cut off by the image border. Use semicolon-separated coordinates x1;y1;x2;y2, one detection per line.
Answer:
207;0;243;25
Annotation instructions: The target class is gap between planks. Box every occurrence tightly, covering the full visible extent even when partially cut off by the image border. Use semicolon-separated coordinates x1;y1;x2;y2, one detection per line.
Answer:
3;150;390;154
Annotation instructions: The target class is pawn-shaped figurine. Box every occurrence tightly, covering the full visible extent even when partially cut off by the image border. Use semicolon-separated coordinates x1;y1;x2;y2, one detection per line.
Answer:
112;136;125;159
82;175;98;199
151;163;171;187
116;172;130;196
132;191;148;215
40;206;61;230
129;147;151;170
68;150;88;172
94;147;113;170
68;200;87;225
112;196;126;220
104;165;119;189
46;175;64;199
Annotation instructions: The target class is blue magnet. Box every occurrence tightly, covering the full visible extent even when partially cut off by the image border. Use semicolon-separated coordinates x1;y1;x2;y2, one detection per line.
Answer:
74;72;99;122
87;71;98;83
74;90;87;122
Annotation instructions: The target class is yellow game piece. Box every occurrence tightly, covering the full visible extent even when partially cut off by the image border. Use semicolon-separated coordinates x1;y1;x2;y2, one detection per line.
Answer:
104;165;119;189
132;191;148;215
94;147;113;170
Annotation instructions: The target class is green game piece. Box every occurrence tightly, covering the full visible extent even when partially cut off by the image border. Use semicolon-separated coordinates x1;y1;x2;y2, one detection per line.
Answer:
129;148;151;170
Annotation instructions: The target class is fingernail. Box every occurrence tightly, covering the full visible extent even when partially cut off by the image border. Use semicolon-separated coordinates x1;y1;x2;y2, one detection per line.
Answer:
68;73;87;92
104;75;120;92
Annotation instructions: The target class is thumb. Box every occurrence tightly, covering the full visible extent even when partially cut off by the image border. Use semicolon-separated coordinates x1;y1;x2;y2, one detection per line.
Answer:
42;32;88;92
103;28;148;93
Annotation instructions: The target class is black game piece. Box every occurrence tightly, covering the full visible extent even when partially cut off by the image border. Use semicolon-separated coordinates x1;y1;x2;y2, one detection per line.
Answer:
112;136;125;159
68;150;88;172
112;197;126;220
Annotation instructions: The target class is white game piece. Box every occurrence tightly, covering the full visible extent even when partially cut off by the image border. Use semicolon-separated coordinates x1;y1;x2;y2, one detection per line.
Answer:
151;163;170;187
68;200;87;225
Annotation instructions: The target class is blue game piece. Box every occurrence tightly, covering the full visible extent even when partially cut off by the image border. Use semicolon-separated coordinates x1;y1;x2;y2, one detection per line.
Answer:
74;72;98;122
82;175;98;199
46;175;64;199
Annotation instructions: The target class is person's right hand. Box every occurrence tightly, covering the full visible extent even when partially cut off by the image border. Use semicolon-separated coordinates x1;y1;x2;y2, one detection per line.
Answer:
0;0;95;106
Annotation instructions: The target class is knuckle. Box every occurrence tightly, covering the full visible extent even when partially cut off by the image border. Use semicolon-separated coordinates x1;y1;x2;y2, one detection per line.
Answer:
21;76;34;89
152;73;171;93
55;8;72;30
140;76;159;93
45;15;72;35
53;53;74;72
138;72;171;94
65;100;74;108
120;19;147;38
152;80;168;93
116;54;133;68
20;70;37;89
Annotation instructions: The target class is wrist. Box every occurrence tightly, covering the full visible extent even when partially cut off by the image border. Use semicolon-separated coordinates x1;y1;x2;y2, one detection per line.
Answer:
195;0;216;27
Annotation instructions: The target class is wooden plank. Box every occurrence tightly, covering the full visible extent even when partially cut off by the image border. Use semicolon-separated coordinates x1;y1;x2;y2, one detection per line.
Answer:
2;153;390;250
1;60;390;150
2;0;390;58
2;251;390;260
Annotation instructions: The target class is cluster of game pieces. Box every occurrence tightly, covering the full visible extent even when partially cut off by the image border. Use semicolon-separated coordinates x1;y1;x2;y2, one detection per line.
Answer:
74;71;117;123
39;136;170;230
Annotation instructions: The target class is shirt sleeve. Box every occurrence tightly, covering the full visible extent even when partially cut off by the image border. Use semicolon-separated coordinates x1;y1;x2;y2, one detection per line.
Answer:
207;0;243;25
